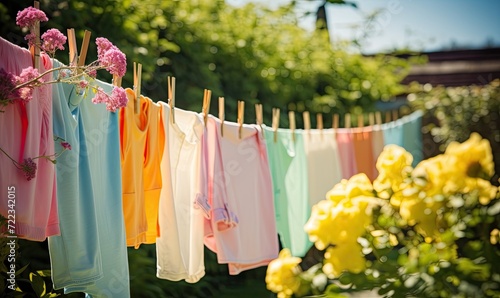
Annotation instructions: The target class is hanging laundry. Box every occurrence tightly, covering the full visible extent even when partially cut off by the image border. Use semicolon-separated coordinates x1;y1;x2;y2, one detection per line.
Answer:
336;129;358;180
204;116;279;275
303;129;343;206
61;79;130;298
156;104;207;283
48;60;103;290
264;126;312;257
371;124;385;177
381;117;404;147
402;110;424;166
0;37;59;241
352;127;377;181
119;89;164;248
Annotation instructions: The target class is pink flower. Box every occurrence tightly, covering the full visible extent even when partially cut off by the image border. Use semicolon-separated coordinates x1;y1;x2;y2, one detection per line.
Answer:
91;87;107;104
78;80;89;89
20;158;37;181
61;142;72;150
0;69;21;106
41;29;66;56
15;67;42;103
105;87;128;112
16;7;48;28
24;32;37;48
96;37;115;60
100;49;127;77
87;69;97;78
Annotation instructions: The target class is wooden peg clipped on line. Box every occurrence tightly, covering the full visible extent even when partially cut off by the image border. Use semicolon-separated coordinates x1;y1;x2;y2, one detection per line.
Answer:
289;111;296;142
67;28;78;66
33;1;40;70
77;30;91;68
272;108;280;143
255;103;263;128
167;76;176;124
133;62;142;114
202;89;212;126
303;111;311;131
357;114;364;128
392;109;399;122
332;114;339;130
345;113;351;129
317;113;324;130
113;74;122;87
219;97;225;137
237;100;245;139
385;111;391;123
375;111;382;125
368;112;375;127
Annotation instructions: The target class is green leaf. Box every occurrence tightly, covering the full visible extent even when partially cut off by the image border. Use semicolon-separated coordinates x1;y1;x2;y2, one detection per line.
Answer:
29;272;46;297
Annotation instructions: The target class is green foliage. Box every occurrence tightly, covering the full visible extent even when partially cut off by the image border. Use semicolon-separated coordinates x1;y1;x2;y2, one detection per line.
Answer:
408;79;500;184
1;0;412;128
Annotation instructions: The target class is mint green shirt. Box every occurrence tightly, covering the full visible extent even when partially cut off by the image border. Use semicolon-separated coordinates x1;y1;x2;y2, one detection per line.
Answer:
264;127;312;257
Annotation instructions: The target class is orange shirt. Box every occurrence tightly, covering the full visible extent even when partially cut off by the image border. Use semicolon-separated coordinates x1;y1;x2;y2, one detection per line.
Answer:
119;89;164;248
352;127;376;181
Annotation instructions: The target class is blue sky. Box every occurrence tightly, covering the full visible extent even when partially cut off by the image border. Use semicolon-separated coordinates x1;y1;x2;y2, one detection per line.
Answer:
227;0;500;54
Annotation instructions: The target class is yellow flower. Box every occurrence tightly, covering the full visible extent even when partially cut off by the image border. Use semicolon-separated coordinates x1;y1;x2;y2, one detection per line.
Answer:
399;194;444;237
326;173;374;202
265;248;302;298
462;178;498;205
374;145;413;196
305;198;373;250
412;155;460;197
445;132;494;180
322;242;366;278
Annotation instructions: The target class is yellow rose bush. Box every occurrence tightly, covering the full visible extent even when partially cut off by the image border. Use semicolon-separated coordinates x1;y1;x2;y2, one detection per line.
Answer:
266;133;500;298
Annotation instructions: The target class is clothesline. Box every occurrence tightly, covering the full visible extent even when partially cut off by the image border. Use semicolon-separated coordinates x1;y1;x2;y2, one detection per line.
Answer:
0;35;423;298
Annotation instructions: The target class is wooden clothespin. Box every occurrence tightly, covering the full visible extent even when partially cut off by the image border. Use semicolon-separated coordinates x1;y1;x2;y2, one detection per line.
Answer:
255;103;263;128
375;111;382;125
357;114;364;128
303;111;311;131
368;112;375;127
33;1;40;70
345;113;351;129
67;28;78;66
385;111;391;123
77;30;91;68
316;113;323;137
237;100;245;139
202;89;212;126
167;76;176;124
112;74;122;87
133;62;142;114
272;108;280;143
219;97;225;137
332;114;339;130
289;111;296;142
392;109;399;121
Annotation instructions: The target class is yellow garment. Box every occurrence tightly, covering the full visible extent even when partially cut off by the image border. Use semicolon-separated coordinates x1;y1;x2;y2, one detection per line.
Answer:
119;88;164;248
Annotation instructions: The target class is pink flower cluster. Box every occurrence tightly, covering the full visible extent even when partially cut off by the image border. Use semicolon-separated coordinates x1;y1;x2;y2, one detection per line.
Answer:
41;29;67;56
95;37;127;77
16;67;42;103
91;86;128;112
16;7;48;28
20;158;37;181
0;69;21;106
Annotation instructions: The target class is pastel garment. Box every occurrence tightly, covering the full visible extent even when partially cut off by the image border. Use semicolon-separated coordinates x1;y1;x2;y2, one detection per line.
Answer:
62;80;130;298
48;60;102;289
156;104;206;283
352;128;376;181
119;89;164;248
264;126;312;257
303;129;343;206
204;116;279;275
371;126;385;177
381;118;404;147
336;129;358;180
0;37;59;241
402;110;424;166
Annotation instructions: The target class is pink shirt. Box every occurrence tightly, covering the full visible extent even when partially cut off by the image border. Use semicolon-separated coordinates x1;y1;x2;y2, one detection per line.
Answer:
336;129;358;180
203;116;278;275
0;37;59;240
